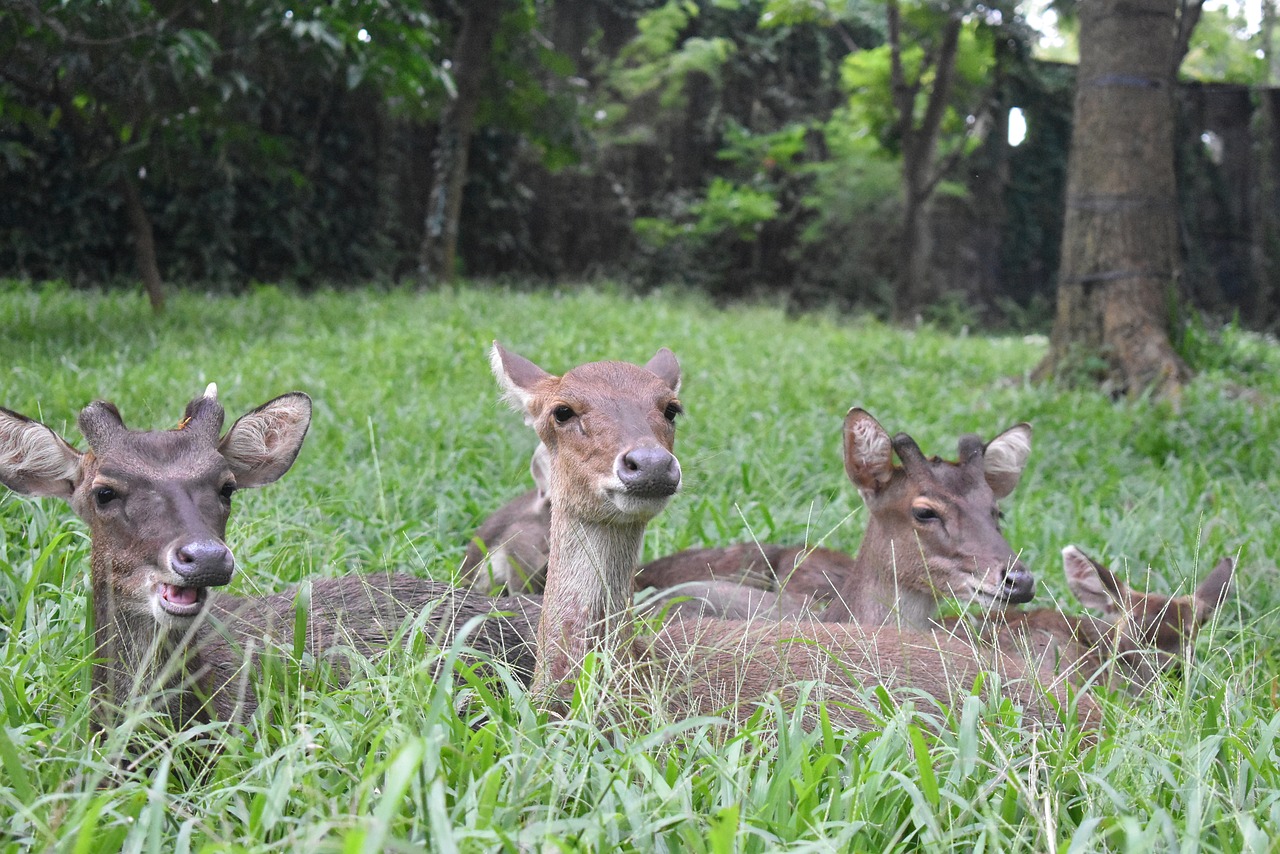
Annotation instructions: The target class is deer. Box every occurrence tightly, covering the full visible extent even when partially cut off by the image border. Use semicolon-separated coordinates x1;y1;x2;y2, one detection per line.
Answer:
0;385;539;732
490;344;1098;732
937;545;1235;693
459;443;552;593
635;408;1037;627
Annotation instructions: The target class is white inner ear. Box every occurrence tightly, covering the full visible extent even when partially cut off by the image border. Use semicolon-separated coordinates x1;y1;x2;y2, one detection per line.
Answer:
1062;546;1118;612
530;443;552;501
985;427;1031;478
0;418;81;496
850;419;892;473
490;346;535;415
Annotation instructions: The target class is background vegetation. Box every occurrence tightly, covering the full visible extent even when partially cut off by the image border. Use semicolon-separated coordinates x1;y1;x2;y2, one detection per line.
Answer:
1;283;1277;850
2;0;1275;324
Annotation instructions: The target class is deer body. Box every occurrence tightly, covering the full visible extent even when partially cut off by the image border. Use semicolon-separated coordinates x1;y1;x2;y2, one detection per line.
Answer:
491;347;1095;731
0;389;536;730
637;410;1037;628
459;444;552;593
938;545;1234;693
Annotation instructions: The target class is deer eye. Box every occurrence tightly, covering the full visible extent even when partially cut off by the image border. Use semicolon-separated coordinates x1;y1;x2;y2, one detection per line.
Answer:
912;505;940;523
663;401;683;423
552;405;576;424
94;486;118;507
219;482;237;502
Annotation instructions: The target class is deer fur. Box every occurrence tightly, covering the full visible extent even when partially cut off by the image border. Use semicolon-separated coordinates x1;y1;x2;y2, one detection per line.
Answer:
459;443;552;593
636;409;1037;627
0;389;537;730
491;346;1097;731
938;545;1235;693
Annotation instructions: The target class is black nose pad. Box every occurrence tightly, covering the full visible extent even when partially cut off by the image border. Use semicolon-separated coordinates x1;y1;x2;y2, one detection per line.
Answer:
1001;563;1035;604
616;446;681;498
170;539;235;587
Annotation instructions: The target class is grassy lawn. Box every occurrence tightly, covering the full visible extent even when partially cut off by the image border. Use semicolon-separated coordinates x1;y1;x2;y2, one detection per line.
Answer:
1;280;1277;851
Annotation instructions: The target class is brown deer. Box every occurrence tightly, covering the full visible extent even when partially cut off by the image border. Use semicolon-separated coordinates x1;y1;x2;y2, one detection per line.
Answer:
0;386;538;731
938;545;1235;693
491;345;1097;731
636;408;1036;627
459;443;552;593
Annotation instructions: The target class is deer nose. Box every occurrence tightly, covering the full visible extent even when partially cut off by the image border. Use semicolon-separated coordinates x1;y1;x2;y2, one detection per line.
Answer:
170;539;235;587
616;446;681;497
1001;562;1035;604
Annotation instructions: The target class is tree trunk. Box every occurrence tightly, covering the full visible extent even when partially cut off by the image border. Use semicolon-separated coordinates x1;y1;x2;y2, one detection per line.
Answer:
1250;0;1279;324
418;2;506;286
119;174;165;314
888;7;963;320
1035;0;1190;397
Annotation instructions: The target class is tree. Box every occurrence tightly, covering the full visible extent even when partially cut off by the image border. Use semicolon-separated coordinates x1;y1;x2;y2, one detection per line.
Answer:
838;0;1013;319
1035;0;1194;397
418;3;508;285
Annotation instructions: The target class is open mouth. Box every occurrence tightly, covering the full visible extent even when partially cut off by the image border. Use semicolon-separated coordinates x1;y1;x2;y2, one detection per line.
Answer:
157;583;208;618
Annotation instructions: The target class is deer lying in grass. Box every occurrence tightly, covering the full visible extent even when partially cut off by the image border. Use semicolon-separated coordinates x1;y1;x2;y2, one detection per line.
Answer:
490;345;1097;731
0;386;538;731
636;409;1036;626
937;545;1234;693
459;443;552;593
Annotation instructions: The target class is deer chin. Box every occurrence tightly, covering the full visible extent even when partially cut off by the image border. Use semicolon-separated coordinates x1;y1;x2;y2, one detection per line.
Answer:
605;489;673;522
154;582;208;620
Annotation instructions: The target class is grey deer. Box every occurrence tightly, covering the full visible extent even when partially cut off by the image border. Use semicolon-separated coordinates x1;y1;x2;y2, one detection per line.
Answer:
459;442;551;593
637;408;1037;626
489;345;1099;732
0;386;537;731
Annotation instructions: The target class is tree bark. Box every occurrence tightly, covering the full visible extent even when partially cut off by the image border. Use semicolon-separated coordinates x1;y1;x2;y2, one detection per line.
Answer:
119;174;165;313
418;2;506;286
1035;0;1190;397
887;3;963;320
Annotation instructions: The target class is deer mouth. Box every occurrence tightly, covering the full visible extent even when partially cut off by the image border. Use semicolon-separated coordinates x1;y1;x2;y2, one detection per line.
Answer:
157;583;208;618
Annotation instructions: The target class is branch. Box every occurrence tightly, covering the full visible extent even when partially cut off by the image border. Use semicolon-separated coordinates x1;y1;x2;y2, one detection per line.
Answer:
1172;0;1205;74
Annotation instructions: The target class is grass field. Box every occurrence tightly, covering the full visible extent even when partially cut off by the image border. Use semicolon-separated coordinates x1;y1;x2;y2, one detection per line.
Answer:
1;280;1278;851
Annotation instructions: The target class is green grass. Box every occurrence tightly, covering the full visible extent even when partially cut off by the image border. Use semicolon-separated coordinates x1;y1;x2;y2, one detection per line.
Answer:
1;280;1278;851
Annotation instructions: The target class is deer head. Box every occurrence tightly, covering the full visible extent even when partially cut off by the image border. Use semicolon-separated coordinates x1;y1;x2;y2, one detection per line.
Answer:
1063;545;1234;685
842;408;1035;615
0;386;312;628
491;344;683;526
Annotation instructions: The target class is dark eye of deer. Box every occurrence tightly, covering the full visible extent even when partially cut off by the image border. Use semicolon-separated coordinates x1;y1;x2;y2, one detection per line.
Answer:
220;483;237;502
94;487;117;507
663;402;683;423
912;505;939;523
552;405;576;424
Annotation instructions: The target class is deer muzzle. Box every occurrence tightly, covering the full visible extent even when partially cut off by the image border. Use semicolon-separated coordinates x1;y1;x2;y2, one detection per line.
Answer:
1000;561;1035;604
615;446;681;499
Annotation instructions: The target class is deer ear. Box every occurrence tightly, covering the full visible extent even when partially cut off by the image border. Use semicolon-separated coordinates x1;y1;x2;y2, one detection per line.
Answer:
843;408;894;494
983;423;1031;499
219;393;312;488
1063;545;1126;613
490;342;552;416
645;348;681;394
1193;556;1234;619
530;443;552;503
0;408;84;499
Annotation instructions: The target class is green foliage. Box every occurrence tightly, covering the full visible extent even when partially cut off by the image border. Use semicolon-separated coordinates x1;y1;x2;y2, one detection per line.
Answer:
610;2;739;109
1182;4;1269;84
840;17;994;157
0;284;1277;849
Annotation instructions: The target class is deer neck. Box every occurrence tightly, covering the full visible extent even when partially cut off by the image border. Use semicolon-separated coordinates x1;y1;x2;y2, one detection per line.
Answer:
89;552;223;727
847;520;936;628
534;503;647;694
